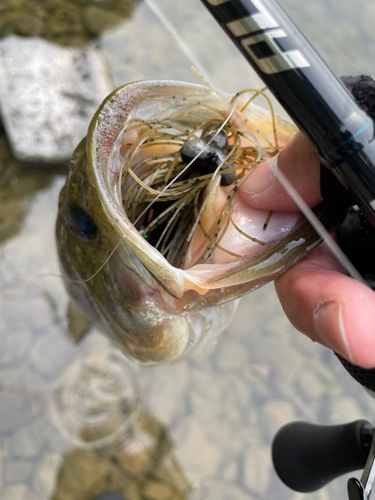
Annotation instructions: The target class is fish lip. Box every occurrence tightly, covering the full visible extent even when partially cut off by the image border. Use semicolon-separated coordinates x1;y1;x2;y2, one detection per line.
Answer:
182;220;313;289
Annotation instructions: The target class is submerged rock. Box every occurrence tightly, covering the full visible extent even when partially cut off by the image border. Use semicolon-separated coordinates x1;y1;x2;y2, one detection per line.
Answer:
0;35;112;165
0;0;136;46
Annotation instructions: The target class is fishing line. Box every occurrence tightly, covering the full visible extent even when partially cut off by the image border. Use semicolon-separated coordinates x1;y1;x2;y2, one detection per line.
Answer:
144;0;211;82
143;0;365;282
272;159;367;286
65;240;123;284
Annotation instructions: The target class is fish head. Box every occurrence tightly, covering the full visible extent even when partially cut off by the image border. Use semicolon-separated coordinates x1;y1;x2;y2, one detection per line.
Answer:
56;80;343;365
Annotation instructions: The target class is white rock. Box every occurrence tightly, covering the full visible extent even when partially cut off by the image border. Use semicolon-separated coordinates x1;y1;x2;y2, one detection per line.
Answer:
0;35;112;164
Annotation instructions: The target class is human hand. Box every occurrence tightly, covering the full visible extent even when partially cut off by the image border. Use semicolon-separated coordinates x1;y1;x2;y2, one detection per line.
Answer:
238;131;375;368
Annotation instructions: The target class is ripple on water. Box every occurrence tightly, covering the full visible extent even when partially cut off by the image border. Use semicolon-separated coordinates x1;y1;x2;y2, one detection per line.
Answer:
49;349;141;453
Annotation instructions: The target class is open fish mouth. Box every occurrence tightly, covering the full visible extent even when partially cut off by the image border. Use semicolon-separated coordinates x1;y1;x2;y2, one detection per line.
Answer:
96;80;333;292
120;104;291;272
57;80;342;365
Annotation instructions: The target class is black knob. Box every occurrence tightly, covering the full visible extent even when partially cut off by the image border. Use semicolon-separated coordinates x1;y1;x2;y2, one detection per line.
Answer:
272;420;373;492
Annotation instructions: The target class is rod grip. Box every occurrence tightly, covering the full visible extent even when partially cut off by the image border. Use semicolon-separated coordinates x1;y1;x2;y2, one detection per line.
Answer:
336;354;375;395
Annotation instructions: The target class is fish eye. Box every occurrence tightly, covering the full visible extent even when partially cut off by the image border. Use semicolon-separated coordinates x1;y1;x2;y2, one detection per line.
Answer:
67;206;97;242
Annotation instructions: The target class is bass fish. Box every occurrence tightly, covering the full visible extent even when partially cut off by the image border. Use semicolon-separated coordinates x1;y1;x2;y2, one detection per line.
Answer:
56;80;340;365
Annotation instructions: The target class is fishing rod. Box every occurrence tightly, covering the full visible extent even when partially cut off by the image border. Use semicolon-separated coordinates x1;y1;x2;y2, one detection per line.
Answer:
199;1;375;499
200;0;375;222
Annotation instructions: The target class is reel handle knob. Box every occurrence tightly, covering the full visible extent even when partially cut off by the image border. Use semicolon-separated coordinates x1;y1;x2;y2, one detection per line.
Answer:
272;420;373;493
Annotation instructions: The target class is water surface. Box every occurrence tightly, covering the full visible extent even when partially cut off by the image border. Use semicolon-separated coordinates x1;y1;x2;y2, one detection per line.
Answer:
1;1;375;499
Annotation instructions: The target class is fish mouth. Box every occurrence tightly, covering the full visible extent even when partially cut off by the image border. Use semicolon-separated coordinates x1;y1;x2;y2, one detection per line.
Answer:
87;80;334;300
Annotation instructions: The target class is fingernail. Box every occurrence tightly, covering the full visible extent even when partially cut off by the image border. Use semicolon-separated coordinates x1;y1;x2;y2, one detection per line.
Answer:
241;158;275;195
313;301;353;362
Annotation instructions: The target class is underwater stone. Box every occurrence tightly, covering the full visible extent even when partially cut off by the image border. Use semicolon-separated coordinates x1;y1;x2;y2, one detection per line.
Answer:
143;481;172;500
33;453;63;497
243;445;271;494
0;35;112;165
9;426;43;459
0;329;33;368
0;388;41;433
216;339;248;371
30;329;76;379
2;484;29;500
195;480;251;500
3;458;35;483
261;400;297;442
83;7;124;37
329;397;363;423
174;419;222;483
297;368;327;400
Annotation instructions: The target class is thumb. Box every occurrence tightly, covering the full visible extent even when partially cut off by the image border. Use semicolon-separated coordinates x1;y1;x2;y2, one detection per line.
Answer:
238;131;323;212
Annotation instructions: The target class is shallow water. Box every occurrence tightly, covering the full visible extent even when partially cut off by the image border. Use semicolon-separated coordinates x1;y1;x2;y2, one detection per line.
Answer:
1;1;375;499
